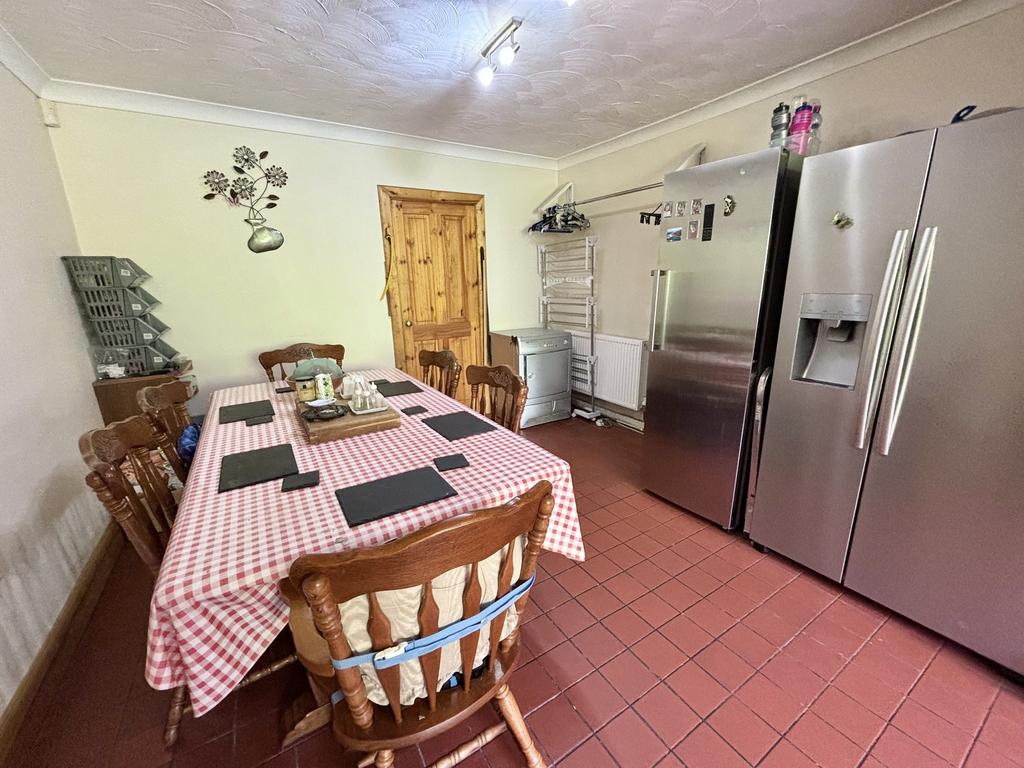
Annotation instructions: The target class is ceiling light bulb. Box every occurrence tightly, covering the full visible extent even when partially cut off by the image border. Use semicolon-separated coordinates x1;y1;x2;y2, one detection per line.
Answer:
476;62;496;86
497;42;519;67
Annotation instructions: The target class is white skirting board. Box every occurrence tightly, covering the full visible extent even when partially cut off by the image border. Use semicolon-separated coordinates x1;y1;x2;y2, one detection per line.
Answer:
568;331;646;411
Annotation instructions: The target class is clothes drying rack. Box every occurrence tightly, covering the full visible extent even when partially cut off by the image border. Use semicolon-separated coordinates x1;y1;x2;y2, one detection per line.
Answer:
537;236;603;423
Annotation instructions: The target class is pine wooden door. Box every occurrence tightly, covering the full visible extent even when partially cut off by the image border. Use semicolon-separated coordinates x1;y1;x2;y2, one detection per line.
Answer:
378;186;487;404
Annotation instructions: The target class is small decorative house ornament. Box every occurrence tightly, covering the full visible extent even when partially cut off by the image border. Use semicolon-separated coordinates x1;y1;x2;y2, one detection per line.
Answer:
202;146;288;252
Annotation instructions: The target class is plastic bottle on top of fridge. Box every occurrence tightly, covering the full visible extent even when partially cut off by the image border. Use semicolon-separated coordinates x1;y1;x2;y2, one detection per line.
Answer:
786;97;821;156
769;101;791;146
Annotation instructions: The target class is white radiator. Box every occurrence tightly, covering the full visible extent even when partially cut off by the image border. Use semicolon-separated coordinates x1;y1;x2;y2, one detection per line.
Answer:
568;331;646;410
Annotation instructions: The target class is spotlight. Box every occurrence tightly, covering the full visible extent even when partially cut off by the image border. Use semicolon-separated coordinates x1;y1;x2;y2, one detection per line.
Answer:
497;42;519;68
478;18;522;83
476;61;496;86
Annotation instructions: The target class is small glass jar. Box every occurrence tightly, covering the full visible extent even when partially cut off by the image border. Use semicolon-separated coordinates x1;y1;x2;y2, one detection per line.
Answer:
294;375;317;403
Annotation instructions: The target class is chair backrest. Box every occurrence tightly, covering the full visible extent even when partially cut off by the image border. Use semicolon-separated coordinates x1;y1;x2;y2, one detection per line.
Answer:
79;415;181;576
465;364;528;433
258;343;346;382
137;379;197;445
288;481;553;729
418;349;462;399
80;415;182;539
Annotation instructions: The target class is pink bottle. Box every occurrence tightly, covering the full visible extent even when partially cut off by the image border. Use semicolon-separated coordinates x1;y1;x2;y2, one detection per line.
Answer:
788;98;816;155
789;98;814;134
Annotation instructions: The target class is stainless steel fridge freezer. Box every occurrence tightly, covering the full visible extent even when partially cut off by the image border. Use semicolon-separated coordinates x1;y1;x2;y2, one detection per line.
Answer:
750;109;1024;675
642;147;801;529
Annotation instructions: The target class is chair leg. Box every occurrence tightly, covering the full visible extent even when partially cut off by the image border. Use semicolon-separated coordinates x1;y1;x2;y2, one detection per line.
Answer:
164;685;188;747
374;750;395;768
493;683;546;768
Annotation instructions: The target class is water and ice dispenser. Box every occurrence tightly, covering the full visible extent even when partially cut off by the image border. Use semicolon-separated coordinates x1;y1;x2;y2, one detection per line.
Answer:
791;293;871;388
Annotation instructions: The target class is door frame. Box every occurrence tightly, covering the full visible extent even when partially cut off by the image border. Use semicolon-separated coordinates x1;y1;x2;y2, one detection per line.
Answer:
376;185;489;372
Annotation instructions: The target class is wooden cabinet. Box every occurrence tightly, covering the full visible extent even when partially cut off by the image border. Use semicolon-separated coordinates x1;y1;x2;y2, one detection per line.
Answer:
91;363;192;424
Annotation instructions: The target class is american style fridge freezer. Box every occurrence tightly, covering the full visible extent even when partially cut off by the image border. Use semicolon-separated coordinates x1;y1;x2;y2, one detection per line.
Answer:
749;109;1024;675
642;147;801;529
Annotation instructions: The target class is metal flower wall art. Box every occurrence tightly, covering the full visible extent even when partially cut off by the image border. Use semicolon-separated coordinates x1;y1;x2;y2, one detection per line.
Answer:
202;146;289;253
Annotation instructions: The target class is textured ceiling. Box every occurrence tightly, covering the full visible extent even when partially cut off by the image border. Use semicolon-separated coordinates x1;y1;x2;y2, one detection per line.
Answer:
1;0;949;157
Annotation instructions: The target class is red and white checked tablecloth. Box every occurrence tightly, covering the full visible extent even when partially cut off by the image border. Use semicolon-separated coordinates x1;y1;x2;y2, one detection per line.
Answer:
145;368;582;715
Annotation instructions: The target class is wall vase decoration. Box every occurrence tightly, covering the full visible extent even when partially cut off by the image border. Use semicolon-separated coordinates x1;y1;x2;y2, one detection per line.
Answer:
202;146;289;253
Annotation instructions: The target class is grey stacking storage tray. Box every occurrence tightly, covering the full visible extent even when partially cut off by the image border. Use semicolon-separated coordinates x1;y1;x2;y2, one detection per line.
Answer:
92;340;179;375
77;286;159;319
62;256;150;289
90;315;169;346
63;256;183;378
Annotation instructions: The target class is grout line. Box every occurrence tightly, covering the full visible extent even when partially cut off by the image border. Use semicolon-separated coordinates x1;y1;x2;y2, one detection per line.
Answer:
956;677;1001;768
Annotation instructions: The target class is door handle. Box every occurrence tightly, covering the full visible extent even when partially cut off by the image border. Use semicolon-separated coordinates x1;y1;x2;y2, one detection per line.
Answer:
649;270;667;350
875;226;937;456
744;367;772;533
853;228;911;449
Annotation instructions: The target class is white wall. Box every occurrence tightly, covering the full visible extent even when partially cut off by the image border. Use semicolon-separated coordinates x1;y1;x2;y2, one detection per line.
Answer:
559;4;1024;341
0;64;105;716
49;107;557;396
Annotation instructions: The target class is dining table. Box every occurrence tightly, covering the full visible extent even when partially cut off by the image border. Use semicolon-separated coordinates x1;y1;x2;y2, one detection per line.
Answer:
144;367;583;716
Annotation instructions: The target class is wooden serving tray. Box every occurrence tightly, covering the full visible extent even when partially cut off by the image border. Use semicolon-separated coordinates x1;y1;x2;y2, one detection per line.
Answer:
296;400;401;444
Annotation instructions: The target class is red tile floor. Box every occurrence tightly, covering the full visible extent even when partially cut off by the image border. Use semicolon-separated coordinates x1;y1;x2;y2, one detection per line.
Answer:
9;420;1023;768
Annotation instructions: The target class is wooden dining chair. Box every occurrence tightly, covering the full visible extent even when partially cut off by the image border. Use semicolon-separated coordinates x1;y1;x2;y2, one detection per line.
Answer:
80;415;184;539
465;364;528;433
419;349;462;399
137;379;198;447
79;416;298;748
285;481;554;768
258;342;346;382
79;416;186;743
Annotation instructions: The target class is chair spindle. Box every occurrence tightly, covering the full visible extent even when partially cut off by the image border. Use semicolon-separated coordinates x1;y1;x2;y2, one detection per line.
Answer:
303;574;374;731
459;562;482;691
488;544;516;671
367;592;403;723
417;581;441;711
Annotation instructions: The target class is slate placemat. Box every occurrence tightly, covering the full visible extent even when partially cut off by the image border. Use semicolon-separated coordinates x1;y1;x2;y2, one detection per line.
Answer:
422;411;497;441
335;467;457;526
219;444;298;492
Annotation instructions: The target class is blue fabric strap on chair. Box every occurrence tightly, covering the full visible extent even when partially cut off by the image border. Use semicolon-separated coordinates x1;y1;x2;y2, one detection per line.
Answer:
328;574;535;706
329;574;535;680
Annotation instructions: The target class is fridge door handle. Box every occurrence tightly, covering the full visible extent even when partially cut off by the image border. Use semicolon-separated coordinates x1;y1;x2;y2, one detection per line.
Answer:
649;270;668;350
744;366;772;533
854;228;911;449
875;226;938;456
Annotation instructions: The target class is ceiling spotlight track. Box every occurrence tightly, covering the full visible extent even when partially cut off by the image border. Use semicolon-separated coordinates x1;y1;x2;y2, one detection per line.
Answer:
476;17;522;86
480;17;523;60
